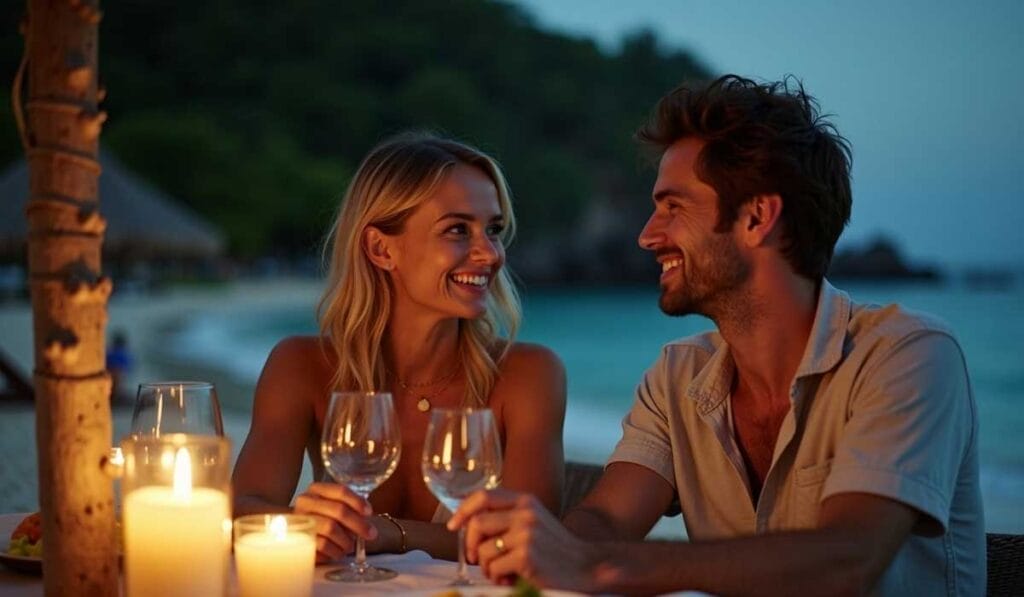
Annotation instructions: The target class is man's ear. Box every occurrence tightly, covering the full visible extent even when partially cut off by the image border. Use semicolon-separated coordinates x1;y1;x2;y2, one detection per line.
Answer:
362;226;395;271
741;194;784;247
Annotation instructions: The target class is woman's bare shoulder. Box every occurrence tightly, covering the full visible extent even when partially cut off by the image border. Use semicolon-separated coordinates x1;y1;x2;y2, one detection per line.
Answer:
494;342;566;407
270;335;326;357
261;335;334;383
492;342;566;430
498;341;564;374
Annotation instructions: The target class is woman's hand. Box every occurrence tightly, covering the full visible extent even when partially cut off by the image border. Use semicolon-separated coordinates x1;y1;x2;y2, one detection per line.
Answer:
293;482;378;563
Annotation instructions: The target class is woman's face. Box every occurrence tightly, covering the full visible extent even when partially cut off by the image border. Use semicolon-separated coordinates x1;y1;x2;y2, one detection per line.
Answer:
387;163;506;320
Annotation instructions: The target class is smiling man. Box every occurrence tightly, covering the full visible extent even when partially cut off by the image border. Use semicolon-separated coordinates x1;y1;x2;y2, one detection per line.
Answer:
449;75;985;596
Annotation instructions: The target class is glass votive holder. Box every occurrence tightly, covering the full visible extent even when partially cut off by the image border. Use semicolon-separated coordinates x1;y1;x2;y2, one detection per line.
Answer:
234;514;317;597
131;381;225;437
121;433;232;597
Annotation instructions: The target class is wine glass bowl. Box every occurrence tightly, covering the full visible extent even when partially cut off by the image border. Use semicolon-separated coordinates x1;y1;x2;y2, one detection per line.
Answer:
130;381;224;438
421;408;502;586
320;391;402;582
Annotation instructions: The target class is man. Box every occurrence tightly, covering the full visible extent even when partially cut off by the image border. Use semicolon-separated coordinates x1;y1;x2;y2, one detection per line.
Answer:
449;75;984;596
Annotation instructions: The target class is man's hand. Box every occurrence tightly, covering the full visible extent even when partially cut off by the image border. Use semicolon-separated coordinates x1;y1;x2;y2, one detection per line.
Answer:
293;482;377;563
448;488;606;591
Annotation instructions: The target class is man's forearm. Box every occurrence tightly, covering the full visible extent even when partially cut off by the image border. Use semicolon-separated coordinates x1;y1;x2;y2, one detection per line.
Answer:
586;529;878;597
562;505;629;541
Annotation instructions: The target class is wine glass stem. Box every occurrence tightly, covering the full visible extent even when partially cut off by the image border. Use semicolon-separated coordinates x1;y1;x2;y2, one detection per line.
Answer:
456;526;469;583
352;489;370;573
353;535;368;573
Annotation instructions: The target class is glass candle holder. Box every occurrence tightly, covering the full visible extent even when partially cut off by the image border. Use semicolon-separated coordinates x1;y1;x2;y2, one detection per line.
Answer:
131;381;225;437
234;514;317;597
120;434;232;597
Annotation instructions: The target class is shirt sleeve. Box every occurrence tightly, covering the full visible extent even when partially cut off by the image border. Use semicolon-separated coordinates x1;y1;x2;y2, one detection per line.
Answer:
607;351;677;488
821;330;976;532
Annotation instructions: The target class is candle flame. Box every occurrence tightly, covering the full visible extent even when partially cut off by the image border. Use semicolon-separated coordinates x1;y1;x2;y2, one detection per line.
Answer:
172;447;192;500
269;515;287;540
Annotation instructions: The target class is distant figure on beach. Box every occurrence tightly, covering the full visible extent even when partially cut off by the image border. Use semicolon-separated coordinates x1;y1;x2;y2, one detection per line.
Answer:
106;330;134;405
449;75;985;595
232;132;566;561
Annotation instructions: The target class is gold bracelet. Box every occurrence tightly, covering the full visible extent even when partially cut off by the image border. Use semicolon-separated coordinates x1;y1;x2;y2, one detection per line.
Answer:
379;513;408;553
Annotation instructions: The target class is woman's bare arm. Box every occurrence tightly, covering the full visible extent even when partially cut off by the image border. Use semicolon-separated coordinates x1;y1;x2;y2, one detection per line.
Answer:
493;342;567;513
232;337;318;514
232;337;375;561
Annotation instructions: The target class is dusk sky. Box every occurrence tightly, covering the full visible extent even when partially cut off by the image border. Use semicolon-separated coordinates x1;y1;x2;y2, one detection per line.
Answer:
511;0;1024;269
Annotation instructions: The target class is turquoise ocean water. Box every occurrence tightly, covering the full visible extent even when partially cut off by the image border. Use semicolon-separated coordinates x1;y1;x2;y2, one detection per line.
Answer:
169;282;1024;532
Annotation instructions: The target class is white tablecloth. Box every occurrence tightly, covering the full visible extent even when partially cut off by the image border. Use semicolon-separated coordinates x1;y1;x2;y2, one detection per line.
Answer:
312;550;492;595
1;549;714;596
0;550;546;596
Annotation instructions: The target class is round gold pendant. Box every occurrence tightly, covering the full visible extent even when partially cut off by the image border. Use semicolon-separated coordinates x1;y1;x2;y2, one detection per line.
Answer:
416;397;431;412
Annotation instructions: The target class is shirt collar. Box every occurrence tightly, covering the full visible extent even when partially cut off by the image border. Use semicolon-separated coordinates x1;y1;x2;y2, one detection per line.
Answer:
685;278;851;409
794;279;850;379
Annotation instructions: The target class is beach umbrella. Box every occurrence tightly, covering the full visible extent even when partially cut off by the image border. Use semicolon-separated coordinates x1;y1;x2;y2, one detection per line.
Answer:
16;0;119;593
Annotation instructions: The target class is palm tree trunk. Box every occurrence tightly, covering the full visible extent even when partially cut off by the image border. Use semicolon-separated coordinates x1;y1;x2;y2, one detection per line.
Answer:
18;0;117;593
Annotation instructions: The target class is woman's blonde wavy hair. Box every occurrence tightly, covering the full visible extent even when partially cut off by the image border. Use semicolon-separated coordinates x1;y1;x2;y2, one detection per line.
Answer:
317;132;521;406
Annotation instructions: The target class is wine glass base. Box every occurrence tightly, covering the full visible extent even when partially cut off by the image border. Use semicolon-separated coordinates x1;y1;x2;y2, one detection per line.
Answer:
449;577;473;587
325;565;398;582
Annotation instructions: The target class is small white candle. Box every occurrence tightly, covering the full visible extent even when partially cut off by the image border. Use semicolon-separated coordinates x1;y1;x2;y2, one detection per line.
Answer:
123;447;231;596
235;515;316;597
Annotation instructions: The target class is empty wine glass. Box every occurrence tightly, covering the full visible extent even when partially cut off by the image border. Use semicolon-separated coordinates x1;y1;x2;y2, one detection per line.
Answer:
129;381;224;438
422;408;502;586
321;391;402;582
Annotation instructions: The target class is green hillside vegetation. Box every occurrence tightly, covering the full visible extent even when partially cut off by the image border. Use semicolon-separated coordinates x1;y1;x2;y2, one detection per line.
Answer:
0;0;711;258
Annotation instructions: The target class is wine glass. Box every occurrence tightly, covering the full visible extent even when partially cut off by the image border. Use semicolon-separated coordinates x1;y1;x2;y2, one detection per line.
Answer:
129;381;224;438
321;391;402;582
421;408;503;586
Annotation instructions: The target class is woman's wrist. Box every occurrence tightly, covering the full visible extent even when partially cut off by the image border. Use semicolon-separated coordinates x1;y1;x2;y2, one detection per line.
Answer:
367;514;406;554
378;513;408;553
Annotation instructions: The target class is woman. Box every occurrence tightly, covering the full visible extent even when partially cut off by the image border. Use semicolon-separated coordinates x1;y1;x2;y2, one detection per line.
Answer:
232;132;566;561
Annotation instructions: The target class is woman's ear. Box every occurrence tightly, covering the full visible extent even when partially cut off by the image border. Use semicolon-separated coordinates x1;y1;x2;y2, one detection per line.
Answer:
362;226;395;271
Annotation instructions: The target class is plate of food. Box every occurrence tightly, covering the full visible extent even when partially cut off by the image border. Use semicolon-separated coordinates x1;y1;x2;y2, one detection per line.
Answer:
1;512;42;575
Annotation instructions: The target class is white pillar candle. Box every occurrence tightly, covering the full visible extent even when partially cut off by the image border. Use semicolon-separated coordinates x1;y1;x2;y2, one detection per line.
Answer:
123;447;231;596
235;516;316;597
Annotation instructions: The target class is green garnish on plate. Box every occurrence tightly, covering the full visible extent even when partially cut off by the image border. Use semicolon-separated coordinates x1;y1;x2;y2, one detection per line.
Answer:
7;536;43;558
509;577;542;597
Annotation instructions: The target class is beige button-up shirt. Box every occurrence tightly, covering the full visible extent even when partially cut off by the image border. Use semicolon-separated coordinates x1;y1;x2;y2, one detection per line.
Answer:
609;280;985;596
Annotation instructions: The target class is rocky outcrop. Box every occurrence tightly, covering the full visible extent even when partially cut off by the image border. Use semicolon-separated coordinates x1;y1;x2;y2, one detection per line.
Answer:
828;237;942;282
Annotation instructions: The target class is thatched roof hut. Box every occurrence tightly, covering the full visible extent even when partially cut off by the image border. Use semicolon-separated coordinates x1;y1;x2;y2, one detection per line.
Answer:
0;149;225;258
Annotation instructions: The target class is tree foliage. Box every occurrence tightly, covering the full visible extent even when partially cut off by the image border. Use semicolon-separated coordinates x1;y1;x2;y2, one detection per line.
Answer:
1;1;711;256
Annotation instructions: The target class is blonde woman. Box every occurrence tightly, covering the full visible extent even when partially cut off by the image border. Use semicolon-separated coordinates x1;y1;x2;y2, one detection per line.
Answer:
232;132;566;561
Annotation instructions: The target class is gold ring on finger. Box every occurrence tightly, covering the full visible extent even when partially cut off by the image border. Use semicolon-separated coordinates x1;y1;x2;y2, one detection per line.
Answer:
494;536;507;554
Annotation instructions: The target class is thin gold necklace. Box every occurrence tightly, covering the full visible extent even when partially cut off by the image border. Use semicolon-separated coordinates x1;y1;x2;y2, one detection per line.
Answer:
387;366;460;412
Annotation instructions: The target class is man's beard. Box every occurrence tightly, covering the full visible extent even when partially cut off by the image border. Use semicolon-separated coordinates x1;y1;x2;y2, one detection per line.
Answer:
659;233;749;318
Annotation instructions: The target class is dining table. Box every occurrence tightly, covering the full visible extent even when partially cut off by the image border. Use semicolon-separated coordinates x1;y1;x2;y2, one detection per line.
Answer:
1;511;710;596
0;549;560;596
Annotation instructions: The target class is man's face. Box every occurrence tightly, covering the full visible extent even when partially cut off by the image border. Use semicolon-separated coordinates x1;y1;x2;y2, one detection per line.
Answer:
638;137;749;317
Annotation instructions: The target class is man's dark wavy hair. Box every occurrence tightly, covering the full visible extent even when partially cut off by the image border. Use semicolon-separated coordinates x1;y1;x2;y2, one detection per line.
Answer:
636;74;853;281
